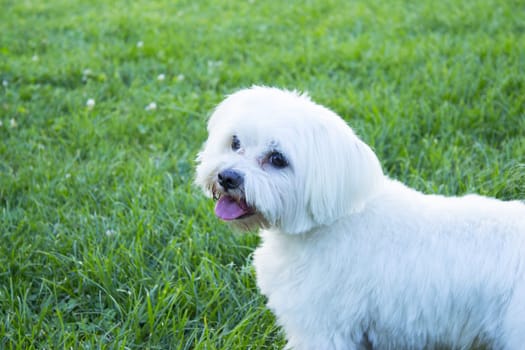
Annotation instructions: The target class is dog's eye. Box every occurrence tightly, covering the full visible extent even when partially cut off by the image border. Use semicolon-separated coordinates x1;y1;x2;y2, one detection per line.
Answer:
268;151;288;168
231;135;241;151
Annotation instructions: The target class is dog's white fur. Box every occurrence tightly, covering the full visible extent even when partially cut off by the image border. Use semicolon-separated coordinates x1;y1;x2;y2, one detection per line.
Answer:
195;86;525;349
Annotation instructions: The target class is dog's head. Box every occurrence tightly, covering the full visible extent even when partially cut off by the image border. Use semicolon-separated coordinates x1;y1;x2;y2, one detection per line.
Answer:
195;86;384;234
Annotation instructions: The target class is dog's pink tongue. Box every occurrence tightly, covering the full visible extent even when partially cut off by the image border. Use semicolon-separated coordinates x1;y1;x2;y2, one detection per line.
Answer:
215;196;248;221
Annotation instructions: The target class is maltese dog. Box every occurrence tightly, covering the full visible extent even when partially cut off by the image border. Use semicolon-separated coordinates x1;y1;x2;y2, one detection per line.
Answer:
195;86;525;350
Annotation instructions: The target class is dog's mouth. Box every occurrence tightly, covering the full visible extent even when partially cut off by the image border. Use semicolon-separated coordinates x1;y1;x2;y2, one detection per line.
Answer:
213;192;255;221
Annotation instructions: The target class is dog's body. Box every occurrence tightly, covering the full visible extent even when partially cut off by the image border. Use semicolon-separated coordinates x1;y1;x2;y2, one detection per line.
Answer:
255;181;525;349
196;86;525;349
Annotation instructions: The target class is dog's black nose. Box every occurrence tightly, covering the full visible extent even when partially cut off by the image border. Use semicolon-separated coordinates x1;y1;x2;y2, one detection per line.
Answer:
218;169;243;190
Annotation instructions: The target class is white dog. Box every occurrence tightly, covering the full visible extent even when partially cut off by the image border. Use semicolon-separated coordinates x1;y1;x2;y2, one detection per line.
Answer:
195;86;525;350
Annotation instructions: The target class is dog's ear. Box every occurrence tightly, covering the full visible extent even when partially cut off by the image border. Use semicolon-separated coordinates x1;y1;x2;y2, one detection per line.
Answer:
304;121;383;227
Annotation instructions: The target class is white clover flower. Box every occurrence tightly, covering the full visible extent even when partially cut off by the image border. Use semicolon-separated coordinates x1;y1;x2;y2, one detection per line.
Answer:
2;80;7;87
32;55;39;61
176;74;185;81
137;41;144;48
105;229;117;236
157;74;166;81
145;102;157;111
10;118;17;128
207;60;222;69
82;69;92;82
86;98;95;109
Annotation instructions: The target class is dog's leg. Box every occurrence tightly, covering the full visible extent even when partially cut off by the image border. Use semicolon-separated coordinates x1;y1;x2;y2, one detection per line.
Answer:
501;283;525;349
285;332;366;350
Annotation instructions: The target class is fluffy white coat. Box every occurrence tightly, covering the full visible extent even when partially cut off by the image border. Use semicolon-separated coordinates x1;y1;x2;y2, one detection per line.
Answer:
195;86;525;350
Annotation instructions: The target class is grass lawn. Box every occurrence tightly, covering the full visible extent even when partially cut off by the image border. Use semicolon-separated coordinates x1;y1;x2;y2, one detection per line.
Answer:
1;0;524;348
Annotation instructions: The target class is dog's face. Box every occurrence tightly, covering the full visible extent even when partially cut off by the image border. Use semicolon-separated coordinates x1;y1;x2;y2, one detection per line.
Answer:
196;86;383;234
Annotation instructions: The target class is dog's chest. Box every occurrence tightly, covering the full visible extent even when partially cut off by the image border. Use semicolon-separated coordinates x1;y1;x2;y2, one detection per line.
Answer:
252;229;370;330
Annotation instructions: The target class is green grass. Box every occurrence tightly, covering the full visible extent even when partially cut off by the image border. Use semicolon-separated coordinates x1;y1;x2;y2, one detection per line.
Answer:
1;0;524;348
